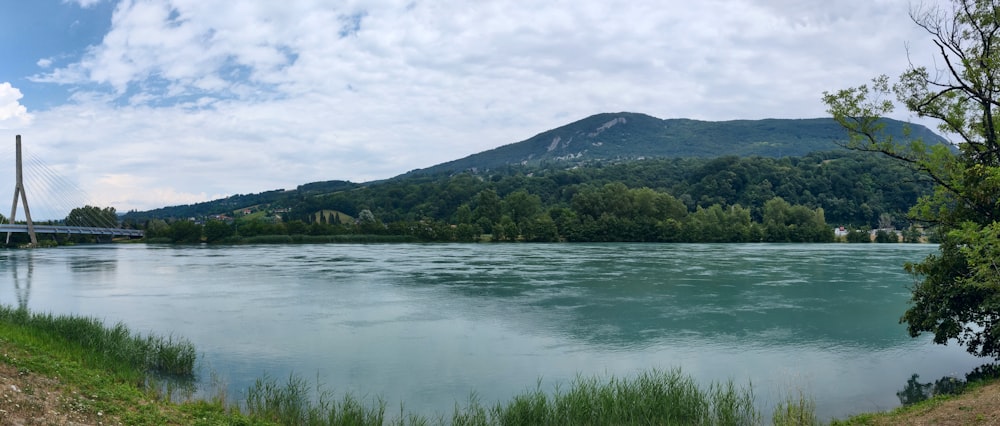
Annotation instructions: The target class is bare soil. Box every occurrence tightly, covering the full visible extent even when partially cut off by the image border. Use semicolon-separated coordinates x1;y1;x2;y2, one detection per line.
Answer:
0;363;115;426
870;381;1000;426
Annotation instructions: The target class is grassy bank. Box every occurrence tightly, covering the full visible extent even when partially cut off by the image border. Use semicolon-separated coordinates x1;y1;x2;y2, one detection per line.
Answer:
0;305;195;379
0;305;238;424
3;304;994;425
830;378;1000;425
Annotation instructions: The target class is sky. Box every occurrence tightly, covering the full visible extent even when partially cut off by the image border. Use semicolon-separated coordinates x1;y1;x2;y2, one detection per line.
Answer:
0;0;942;216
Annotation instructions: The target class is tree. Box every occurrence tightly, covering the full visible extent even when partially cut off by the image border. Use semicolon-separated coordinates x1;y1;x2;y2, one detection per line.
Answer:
356;209;384;234
66;205;118;228
494;215;519;242
203;219;234;243
823;0;1000;358
501;190;541;226
522;214;559;242
472;189;502;227
169;220;203;244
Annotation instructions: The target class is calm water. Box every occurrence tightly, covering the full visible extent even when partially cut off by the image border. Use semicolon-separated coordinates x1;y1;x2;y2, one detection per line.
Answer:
0;243;986;420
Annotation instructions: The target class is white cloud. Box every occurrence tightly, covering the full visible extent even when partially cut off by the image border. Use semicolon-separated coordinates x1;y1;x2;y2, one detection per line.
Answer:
14;0;941;212
63;0;104;8
0;83;33;129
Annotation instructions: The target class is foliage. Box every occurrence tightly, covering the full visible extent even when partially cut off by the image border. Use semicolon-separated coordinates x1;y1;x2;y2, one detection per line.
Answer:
845;230;871;243
761;197;831;242
169;220;203;244
65;205;118;228
139;150;926;228
874;230;898;243
122;187;307;223
823;0;1000;358
203;219;234;243
125;147;935;245
139;183;838;244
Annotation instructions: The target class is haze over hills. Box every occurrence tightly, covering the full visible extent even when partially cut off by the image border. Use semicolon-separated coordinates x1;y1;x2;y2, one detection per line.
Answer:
404;112;948;176
128;112;946;219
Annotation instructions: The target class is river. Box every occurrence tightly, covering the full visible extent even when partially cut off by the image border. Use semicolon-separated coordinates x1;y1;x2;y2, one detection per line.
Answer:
0;243;985;421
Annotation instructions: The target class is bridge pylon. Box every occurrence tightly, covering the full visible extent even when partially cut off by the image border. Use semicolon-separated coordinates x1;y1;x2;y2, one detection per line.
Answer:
7;135;37;246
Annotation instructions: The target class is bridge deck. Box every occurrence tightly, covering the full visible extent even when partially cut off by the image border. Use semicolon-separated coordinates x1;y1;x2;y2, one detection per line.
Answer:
0;224;144;237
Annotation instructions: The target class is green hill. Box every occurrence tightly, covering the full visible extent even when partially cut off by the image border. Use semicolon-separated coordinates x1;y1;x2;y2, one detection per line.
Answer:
406;112;947;175
124;113;946;224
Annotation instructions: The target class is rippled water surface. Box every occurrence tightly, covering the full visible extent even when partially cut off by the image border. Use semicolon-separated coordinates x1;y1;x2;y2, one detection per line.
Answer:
0;243;985;420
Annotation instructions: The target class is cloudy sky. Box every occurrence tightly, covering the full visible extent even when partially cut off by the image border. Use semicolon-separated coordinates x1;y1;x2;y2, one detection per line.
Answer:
0;0;939;216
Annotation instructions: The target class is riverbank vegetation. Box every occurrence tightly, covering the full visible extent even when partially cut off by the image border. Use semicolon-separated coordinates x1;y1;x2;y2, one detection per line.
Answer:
0;305;214;424
4;304;1000;425
108;149;932;245
140;190;837;244
0;304;813;425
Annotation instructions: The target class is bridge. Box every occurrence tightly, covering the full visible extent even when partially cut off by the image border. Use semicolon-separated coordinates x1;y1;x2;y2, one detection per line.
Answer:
4;135;144;246
0;224;144;238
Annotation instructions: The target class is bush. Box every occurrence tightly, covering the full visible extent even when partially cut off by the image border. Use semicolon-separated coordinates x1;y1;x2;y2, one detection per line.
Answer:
846;230;871;243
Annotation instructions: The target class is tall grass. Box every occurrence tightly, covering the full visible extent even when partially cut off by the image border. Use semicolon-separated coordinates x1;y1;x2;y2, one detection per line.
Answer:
241;374;389;425
482;370;758;425
0;305;195;379
771;391;819;426
240;368;764;425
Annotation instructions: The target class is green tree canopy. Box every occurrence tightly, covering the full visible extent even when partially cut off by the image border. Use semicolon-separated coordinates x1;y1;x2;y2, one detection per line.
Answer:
823;0;1000;358
203;219;234;243
66;205;118;228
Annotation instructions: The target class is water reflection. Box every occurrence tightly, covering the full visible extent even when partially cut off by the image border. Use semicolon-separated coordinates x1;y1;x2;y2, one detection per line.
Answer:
10;252;32;309
68;254;118;276
897;363;1000;405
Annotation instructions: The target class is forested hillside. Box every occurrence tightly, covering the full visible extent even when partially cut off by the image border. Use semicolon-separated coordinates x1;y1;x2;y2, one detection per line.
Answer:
120;112;948;243
288;150;927;227
124;150;933;243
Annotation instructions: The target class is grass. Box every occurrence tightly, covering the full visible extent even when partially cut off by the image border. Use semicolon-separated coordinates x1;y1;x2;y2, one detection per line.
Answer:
232;369;762;425
520;371;757;425
0;305;237;424
772;390;819;426
0;305;195;380
240;374;390;425
829;392;953;425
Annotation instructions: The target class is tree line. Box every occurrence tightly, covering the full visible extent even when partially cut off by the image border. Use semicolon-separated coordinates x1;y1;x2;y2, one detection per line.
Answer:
138;187;834;244
119;149;935;243
285;150;929;229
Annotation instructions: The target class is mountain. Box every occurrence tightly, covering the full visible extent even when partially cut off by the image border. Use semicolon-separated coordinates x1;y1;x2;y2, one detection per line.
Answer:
125;112;947;221
405;112;947;176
